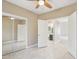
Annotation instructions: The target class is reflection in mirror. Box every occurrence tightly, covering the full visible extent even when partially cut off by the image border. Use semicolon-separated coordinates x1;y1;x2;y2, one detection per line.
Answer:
2;15;27;55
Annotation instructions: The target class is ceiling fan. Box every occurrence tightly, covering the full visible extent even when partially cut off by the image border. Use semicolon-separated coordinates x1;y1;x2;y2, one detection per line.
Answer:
27;0;64;9
35;0;52;9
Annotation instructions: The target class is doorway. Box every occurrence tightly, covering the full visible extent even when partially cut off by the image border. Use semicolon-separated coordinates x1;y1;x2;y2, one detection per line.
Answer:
38;20;55;48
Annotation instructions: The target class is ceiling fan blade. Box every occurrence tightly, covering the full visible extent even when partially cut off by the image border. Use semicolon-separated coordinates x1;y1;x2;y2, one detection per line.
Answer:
44;0;52;8
35;0;40;8
35;4;40;8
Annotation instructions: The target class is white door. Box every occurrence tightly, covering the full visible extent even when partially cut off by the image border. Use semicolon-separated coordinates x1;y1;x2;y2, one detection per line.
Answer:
17;25;26;41
17;24;27;47
38;20;48;48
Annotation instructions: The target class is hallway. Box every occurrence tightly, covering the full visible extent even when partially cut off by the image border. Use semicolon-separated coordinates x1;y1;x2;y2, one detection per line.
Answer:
3;41;75;59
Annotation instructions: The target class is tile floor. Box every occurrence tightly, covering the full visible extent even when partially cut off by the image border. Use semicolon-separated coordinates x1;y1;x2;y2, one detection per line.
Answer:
2;41;75;59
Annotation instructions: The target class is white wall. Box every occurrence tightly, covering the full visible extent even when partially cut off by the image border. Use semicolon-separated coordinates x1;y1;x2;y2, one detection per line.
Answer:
68;11;77;58
53;12;76;58
53;17;68;41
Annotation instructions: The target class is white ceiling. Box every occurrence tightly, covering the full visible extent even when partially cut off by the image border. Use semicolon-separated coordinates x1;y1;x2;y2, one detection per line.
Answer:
6;0;76;14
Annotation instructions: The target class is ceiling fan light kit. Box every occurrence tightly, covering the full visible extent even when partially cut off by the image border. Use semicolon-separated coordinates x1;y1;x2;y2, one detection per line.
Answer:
35;0;52;9
39;0;44;5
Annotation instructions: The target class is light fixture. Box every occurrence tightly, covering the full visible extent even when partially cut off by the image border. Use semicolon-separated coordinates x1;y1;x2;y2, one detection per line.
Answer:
10;17;15;20
39;0;44;5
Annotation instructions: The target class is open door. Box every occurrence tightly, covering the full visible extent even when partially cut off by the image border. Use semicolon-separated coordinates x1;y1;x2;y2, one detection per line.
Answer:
38;20;48;48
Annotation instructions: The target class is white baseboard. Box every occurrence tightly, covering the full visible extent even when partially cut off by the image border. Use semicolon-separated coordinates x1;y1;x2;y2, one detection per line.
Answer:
27;43;38;48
